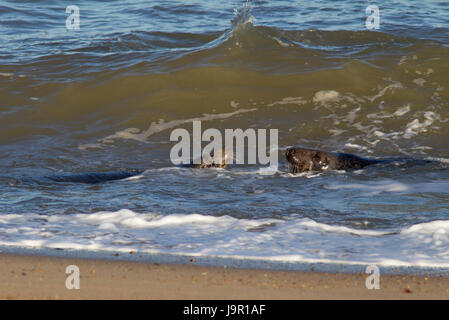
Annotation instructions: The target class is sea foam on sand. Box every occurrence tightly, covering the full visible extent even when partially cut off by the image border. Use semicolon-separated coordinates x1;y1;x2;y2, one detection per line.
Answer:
1;209;449;268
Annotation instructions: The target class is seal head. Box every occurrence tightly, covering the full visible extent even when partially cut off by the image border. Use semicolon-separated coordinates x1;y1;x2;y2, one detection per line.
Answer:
285;147;379;173
285;147;337;173
187;147;233;169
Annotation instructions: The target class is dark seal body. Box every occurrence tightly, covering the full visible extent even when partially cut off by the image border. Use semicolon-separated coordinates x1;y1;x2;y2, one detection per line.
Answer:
285;147;381;173
46;169;144;184
45;149;231;184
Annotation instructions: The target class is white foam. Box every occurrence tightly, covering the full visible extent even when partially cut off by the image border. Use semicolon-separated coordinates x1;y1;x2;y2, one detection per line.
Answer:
426;157;449;164
1;210;449;267
325;180;409;195
2;210;449;267
366;82;403;102
292;218;387;236
123;174;144;181
326;180;449;195
89;108;257;146
393;105;411;117
344;143;369;152
257;165;280;176
403;112;438;139
402;220;449;237
287;171;324;178
267;96;307;106
312;90;339;103
413;78;426;87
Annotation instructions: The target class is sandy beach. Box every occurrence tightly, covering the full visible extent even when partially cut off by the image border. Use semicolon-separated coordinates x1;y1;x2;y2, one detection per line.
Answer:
0;253;448;300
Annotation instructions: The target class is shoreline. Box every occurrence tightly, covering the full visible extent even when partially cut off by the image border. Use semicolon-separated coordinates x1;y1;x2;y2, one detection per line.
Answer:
1;252;448;299
1;245;448;276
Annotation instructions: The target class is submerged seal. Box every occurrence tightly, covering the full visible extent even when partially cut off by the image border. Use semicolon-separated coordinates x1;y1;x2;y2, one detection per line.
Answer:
46;170;144;184
182;148;232;169
285;147;381;173
46;149;233;184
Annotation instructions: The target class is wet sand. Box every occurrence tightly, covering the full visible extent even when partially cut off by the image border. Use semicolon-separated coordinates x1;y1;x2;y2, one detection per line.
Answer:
0;253;448;300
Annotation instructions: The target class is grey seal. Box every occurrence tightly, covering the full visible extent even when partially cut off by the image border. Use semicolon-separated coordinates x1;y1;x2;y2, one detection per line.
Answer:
182;148;231;169
46;149;232;184
46;170;144;184
285;147;382;173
